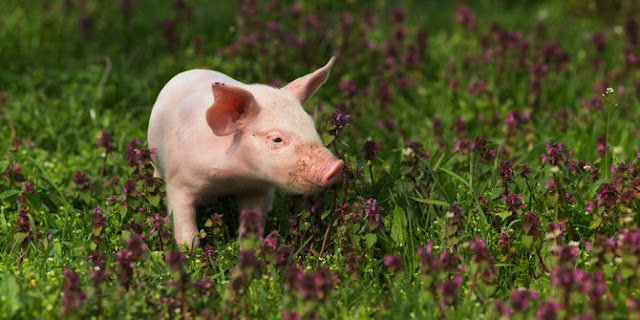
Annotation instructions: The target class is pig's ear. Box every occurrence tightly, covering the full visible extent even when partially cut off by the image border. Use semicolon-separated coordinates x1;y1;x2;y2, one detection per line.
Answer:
282;56;335;105
207;83;257;136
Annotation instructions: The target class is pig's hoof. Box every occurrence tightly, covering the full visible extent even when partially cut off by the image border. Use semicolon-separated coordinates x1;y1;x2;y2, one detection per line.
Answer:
176;233;200;251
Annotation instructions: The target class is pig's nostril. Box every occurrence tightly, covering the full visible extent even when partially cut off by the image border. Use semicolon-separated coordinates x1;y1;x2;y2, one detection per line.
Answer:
322;159;344;186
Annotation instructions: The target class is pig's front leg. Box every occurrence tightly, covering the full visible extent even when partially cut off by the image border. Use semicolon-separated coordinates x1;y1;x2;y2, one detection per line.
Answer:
238;187;275;238
166;185;199;249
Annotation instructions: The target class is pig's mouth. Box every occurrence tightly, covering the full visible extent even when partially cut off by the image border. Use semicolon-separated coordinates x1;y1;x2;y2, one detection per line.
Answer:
285;157;344;194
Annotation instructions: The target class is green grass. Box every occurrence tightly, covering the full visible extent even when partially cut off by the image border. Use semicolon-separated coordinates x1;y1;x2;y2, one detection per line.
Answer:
1;0;640;319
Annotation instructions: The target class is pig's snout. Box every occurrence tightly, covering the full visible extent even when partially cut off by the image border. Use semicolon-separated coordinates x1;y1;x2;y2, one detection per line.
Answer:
321;158;344;187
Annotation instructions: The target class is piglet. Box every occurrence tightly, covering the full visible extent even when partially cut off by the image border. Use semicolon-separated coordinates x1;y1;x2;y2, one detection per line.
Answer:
148;57;343;248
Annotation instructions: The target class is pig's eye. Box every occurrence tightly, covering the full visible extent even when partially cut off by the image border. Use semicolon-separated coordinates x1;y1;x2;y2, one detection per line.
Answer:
271;137;283;143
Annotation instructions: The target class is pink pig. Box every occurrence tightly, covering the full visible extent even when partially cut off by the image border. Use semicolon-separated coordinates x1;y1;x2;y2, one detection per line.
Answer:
148;57;343;248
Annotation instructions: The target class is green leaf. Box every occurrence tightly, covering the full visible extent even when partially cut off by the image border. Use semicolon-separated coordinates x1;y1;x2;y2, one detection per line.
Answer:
495;211;512;221
0;190;20;201
407;196;449;207
0;273;21;317
439;167;471;188
391;205;407;247
365;233;377;249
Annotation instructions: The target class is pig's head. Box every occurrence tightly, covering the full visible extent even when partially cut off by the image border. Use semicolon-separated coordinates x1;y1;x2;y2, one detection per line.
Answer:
206;57;343;194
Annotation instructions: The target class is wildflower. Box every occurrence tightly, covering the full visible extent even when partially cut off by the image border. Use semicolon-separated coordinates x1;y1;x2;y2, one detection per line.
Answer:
453;117;467;137
363;139;381;161
115;250;135;288
405;140;429;160
345;252;366;277
456;4;477;30
59;268;87;316
467;79;485;95
237;249;261;275
541;142;570;166
498;232;513;253
22;180;35;194
535;299;561;320
364;198;382;227
418;242;440;273
499;160;514;186
595;182;619;208
377;83;392;104
523;212;541;238
282;311;302;320
518;163;532;178
6;163;24;181
439;251;461;274
510;289;538;312
338;80;358;96
285;265;335;301
123;234;143;257
440;275;463;306
96;129;115;153
493;301;512;317
329;108;351;137
384;255;404;273
239;210;264;238
166;251;186;271
92;205;106;235
502;193;525;212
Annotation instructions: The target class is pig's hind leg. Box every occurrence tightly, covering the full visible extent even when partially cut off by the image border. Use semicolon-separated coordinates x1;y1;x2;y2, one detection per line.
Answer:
166;184;200;249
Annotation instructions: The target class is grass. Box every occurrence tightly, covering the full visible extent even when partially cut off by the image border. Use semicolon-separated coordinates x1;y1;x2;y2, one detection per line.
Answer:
1;0;640;319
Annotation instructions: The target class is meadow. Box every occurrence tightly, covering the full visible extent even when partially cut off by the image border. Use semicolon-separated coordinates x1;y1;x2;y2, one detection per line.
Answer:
1;0;640;319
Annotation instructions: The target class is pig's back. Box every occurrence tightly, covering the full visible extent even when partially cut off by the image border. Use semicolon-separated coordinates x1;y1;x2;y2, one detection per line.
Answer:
148;70;244;178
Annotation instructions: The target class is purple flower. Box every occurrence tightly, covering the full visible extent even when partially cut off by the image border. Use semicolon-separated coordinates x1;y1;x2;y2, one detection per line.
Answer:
439;251;461;274
285;265;334;301
59;268;87;315
453;117;467;137
418;242;440;273
115;251;135;288
384;255;404;273
551;266;585;295
237;249;261;275
364;198;381;227
92;205;106;235
595;182;619;208
510;289;538;312
456;4;477;30
96;129;115;153
502;193;525;212
166;251;186;271
518;163;531;178
282;311;301;320
523;212;541;237
467;79;486;95
22;180;35;194
125;139;156;169
240;210;264;238
72;171;90;190
338;80;358;96
440;275;463;306
6;163;24;181
377;83;392;104
499;160;514;186
494;300;512;317
541;142;569;166
126;233;147;259
363;140;381;161
405;140;430;160
329;108;351;137
535;299;561;320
